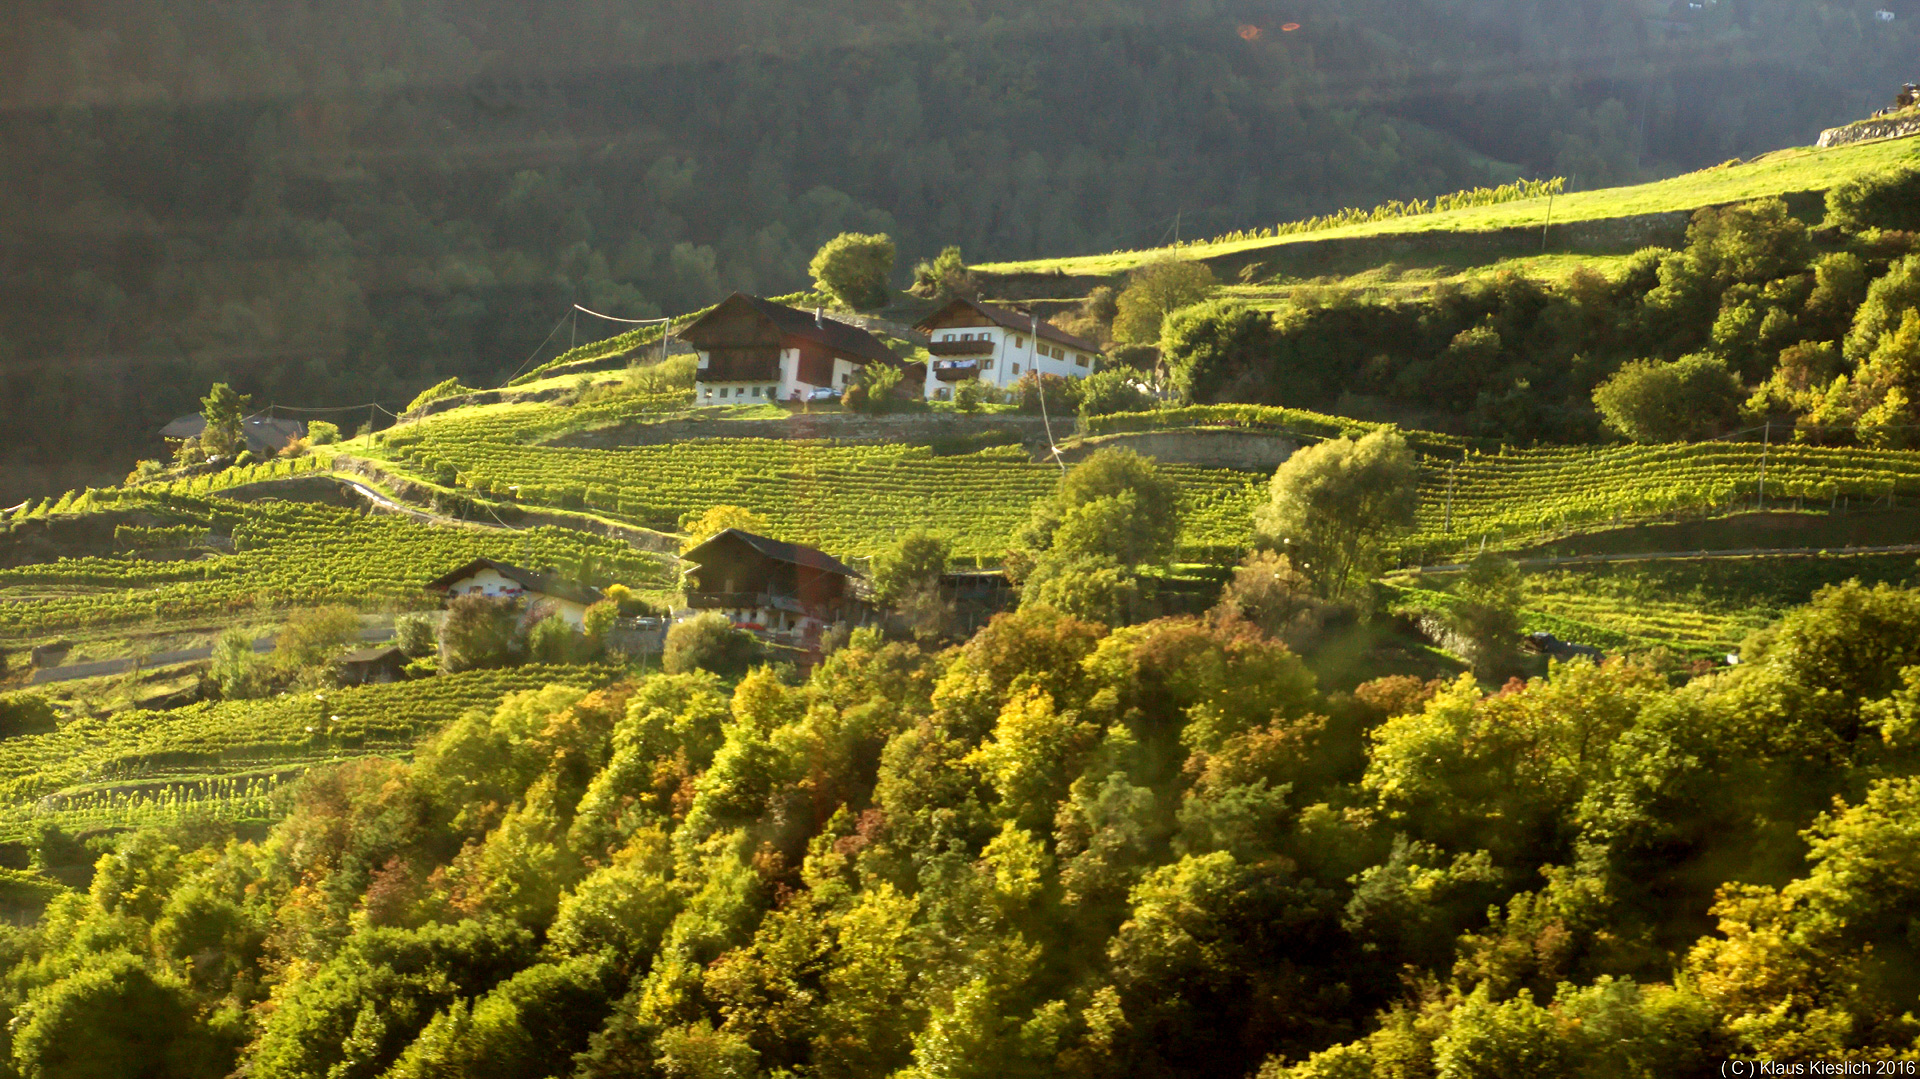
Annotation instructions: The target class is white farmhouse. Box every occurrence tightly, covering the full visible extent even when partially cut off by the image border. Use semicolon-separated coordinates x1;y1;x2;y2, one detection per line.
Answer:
681;293;915;405
913;297;1102;400
425;557;603;629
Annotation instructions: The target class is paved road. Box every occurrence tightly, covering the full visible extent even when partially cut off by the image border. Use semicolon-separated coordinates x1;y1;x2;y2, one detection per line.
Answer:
1415;541;1920;575
29;626;392;685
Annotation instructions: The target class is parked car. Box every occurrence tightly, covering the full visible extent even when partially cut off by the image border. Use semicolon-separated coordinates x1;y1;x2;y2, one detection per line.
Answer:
805;387;841;402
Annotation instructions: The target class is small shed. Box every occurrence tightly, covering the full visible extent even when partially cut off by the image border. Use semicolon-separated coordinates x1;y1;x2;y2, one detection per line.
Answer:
337;646;408;686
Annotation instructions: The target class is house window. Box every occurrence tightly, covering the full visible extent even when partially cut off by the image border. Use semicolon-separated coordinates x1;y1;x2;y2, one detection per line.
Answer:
1015;335;1024;347
936;387;951;400
750;386;761;398
839;372;850;386
768;386;777;399
1074;353;1089;367
719;387;730;398
944;333;955;341
982;359;994;371
1011;363;1020;376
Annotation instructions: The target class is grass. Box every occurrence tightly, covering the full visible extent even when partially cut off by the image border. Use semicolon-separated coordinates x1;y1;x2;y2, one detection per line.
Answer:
976;136;1920;277
1220;252;1641;309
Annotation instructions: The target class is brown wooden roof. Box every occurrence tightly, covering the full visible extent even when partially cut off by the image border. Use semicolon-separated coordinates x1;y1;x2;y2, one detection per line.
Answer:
424;558;604;606
682;529;860;578
912;297;1103;355
680;293;901;367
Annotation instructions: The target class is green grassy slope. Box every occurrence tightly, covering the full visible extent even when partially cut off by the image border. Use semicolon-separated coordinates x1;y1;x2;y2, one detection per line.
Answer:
976;137;1920;277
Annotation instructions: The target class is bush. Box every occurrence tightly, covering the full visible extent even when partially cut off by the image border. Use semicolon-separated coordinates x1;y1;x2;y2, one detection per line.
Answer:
272;605;361;674
1077;368;1156;417
307;421;341;445
663;613;759;676
1592;353;1743;443
910;245;976;301
1010;372;1081;416
809;232;895;311
211;627;266;700
440;594;521;672
395;613;438;658
0;693;59;739
1825;166;1920;234
527;613;577;665
1161;300;1276;404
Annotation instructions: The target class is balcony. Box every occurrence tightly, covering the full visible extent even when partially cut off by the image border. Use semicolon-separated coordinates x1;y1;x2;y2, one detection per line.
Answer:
931;358;981;382
687;591;814;616
929;338;994;357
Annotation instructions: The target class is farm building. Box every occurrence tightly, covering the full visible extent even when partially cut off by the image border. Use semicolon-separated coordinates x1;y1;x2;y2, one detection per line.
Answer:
680;529;866;644
914;297;1101;400
424;557;603;628
337;645;408;686
682;293;920;405
159;413;307;456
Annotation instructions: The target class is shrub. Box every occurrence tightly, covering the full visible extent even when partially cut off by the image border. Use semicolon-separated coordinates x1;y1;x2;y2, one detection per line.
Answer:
1592;353;1743;443
1825;165;1920;234
527;613;577;665
308;421;341;445
1010;372;1081;416
395;613;438;659
954;379;990;413
1077;368;1156;417
440;594;521;672
272;605;361;674
910;245;976;301
0;693;59;739
663;613;759;676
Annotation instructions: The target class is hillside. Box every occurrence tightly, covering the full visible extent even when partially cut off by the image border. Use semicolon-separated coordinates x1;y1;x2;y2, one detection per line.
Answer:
975;135;1920;281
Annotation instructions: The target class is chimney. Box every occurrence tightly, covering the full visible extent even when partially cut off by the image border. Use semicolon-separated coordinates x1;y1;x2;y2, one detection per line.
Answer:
815;307;824;328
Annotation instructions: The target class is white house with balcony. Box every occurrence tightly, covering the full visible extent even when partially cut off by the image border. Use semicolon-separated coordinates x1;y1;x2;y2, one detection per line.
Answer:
913;297;1102;400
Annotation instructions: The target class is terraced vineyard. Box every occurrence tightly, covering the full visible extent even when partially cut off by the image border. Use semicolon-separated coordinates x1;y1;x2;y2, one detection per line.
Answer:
1410;442;1920;558
0;665;622;841
369;392;1920;565
376;415;1267;560
0;492;676;639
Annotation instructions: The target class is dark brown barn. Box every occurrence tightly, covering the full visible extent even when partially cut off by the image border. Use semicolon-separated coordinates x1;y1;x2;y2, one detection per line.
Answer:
681;529;864;642
680;293;918;403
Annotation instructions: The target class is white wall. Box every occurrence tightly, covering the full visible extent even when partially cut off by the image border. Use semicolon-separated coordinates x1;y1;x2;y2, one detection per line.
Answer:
445;569;589;628
923;325;1095;397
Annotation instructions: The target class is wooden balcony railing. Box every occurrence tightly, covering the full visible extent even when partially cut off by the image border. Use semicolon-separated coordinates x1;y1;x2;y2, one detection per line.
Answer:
929;339;995;357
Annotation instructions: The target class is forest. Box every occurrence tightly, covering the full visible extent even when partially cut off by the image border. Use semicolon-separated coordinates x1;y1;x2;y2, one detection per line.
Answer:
5;583;1918;1076
3;0;1917;501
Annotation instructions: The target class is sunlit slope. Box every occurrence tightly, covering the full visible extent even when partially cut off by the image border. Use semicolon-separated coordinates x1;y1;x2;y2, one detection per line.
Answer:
350;396;1920;564
975;136;1920;278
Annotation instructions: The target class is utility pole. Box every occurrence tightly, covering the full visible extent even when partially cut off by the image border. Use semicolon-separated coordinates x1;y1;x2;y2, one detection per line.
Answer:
1443;462;1456;534
1541;185;1555;252
1757;420;1770;510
